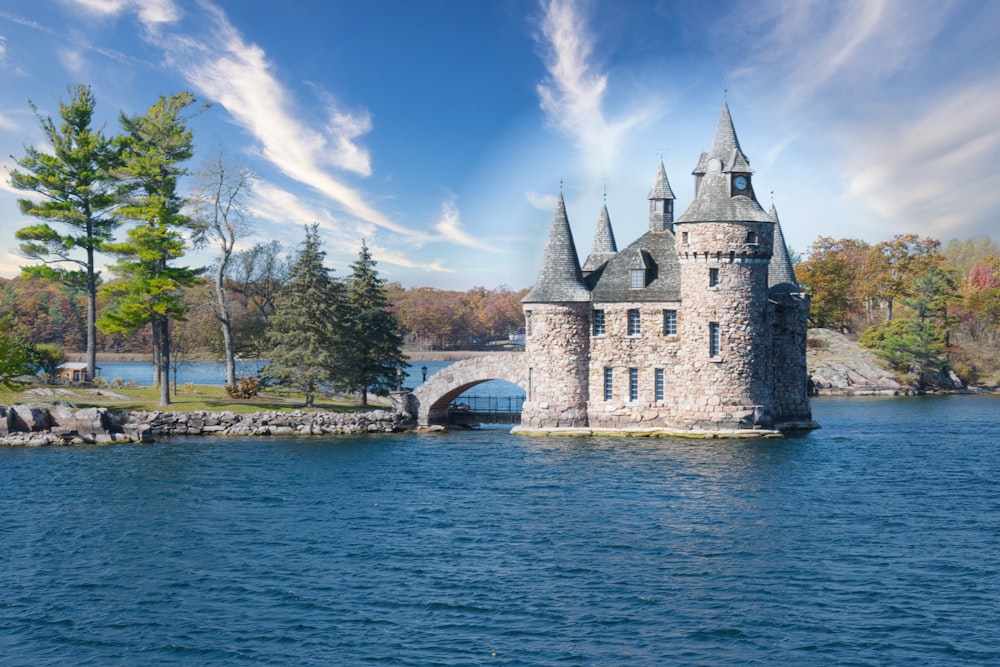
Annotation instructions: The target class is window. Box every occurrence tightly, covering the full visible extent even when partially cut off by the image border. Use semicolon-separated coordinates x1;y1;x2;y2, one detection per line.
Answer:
655;368;664;401
709;322;721;358
746;230;757;244
709;267;719;287
525;310;533;336
663;309;677;336
681;231;689;244
627;309;641;336
630;268;646;289
603;367;613;401
592;309;605;336
629;368;638;402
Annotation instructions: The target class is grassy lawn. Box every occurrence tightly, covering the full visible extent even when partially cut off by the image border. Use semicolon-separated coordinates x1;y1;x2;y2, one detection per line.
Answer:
0;383;386;414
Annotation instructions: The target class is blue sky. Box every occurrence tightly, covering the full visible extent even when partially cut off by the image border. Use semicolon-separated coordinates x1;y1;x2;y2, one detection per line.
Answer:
1;0;998;290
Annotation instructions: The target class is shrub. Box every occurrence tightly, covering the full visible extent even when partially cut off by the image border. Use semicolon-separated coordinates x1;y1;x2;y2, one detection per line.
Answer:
226;376;260;399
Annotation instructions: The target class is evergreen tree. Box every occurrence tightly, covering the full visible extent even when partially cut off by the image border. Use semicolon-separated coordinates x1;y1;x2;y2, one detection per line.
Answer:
98;92;202;407
9;84;119;381
0;314;35;388
261;224;345;407
342;241;407;406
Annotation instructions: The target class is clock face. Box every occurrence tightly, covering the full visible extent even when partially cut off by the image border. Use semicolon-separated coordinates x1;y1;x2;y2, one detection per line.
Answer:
734;175;748;190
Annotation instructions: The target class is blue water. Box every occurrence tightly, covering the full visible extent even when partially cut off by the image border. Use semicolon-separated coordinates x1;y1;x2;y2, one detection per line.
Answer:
2;395;998;665
98;359;522;399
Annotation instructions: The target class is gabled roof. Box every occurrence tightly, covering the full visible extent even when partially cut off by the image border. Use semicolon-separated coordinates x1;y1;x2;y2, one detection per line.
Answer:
648;161;675;199
523;194;591;303
590;230;681;303
767;204;800;294
583;204;618;274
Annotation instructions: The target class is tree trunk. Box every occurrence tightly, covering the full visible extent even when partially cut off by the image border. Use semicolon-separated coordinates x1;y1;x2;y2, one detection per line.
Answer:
216;256;236;387
158;317;170;407
86;247;98;382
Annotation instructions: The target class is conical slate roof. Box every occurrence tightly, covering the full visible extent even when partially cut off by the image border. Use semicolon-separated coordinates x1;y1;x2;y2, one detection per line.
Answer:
692;102;754;176
768;204;799;293
582;204;618;274
677;103;772;224
648;161;675;199
523;194;591;303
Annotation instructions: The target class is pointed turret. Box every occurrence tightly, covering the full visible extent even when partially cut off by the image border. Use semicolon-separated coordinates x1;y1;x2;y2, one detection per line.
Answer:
691;102;755;198
648;161;675;232
676;102;771;224
523;194;590;302
767;204;799;293
582;203;618;275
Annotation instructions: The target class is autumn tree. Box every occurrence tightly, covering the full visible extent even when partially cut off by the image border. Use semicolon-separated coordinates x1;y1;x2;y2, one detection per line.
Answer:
190;148;255;386
9;84;119;379
341;241;407;406
98;92;202;407
261;224;345;407
795;237;868;330
857;234;943;322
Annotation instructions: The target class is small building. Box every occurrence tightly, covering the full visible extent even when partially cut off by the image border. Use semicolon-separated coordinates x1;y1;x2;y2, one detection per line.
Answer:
518;103;816;434
56;362;97;384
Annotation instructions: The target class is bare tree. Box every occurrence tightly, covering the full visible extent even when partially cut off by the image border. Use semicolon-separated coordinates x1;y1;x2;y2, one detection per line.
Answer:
190;148;255;387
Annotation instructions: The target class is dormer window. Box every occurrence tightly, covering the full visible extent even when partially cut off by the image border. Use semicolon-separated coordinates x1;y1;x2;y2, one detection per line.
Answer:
630;269;645;289
628;250;652;289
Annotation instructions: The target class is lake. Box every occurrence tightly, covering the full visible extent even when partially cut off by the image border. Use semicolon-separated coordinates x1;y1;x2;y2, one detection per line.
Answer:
1;395;998;664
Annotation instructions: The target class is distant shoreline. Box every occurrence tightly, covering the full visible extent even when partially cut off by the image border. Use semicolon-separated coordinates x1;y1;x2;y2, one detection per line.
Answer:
66;349;518;363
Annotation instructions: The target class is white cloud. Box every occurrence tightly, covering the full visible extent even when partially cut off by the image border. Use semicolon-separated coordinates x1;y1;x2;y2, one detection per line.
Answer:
65;0;180;27
432;196;494;251
845;81;1000;239
534;0;660;182
143;2;422;241
367;242;453;274
57;47;85;74
525;190;558;211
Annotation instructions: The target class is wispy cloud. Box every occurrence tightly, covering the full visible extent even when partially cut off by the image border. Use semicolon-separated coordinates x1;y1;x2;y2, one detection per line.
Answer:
66;0;181;27
432;196;495;251
535;0;659;181
525;190;558;212
367;242;453;274
845;81;1000;239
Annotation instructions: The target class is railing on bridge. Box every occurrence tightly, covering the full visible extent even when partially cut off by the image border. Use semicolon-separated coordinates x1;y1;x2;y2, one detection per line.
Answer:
448;394;525;425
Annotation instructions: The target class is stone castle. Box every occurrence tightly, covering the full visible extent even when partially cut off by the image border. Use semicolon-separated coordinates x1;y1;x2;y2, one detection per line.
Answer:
515;103;816;435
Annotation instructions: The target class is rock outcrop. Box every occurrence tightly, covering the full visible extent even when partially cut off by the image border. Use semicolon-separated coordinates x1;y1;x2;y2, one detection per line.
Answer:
807;328;905;394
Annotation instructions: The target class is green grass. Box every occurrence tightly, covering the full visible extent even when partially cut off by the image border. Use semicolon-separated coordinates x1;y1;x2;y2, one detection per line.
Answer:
0;383;386;414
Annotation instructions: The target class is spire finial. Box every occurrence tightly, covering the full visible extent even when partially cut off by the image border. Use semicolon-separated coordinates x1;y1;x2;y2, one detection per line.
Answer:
602;180;607;204
770;189;775;206
723;73;728;101
559;179;564;195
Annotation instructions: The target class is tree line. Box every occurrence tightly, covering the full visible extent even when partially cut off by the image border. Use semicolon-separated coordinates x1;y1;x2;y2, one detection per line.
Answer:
1;84;409;406
796;234;1000;388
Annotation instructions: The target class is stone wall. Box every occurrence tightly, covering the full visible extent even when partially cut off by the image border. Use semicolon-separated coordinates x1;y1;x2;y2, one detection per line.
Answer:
675;232;774;430
1;403;415;446
521;303;590;428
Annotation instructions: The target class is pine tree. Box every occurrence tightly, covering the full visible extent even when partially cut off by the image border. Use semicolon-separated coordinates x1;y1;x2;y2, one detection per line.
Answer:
98;92;202;407
343;241;407;406
9;84;120;381
262;224;345;407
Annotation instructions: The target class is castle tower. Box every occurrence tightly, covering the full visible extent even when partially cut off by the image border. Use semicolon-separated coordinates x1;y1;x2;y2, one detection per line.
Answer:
648;160;675;232
582;203;618;276
521;194;591;428
767;203;814;425
674;103;776;430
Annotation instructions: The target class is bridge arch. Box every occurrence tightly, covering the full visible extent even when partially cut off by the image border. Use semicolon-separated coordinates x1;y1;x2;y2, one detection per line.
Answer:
411;353;527;426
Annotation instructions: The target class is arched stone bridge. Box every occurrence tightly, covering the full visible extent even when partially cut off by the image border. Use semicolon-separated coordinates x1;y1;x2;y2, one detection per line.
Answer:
411;353;527;426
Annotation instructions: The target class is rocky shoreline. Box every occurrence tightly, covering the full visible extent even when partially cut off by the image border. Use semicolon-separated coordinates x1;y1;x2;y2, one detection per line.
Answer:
1;404;416;446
